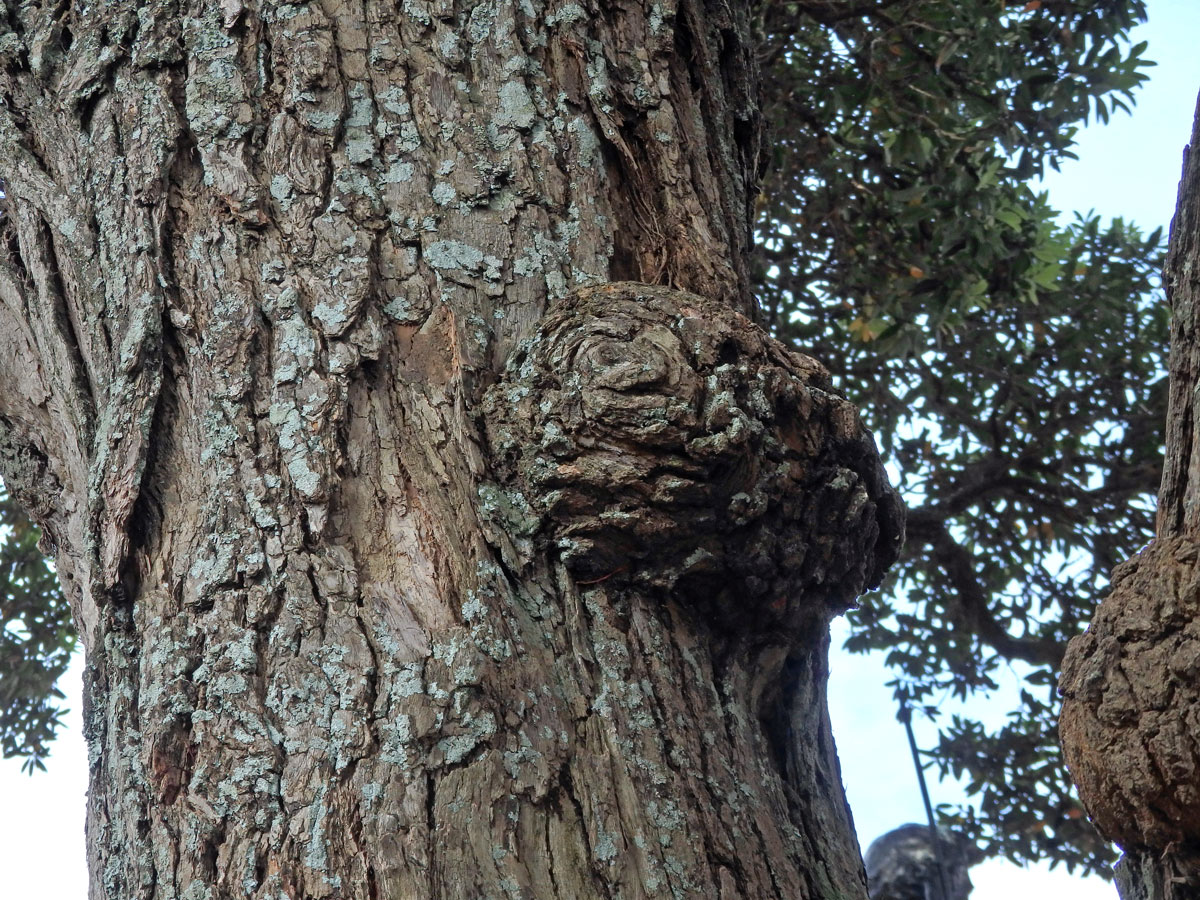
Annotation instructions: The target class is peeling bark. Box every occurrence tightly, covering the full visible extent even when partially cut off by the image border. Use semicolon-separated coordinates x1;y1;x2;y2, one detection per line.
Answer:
1060;91;1200;898
0;2;899;899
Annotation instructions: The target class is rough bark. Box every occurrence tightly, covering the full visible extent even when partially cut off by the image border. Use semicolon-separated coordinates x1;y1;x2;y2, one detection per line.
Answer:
0;2;901;899
1059;90;1200;898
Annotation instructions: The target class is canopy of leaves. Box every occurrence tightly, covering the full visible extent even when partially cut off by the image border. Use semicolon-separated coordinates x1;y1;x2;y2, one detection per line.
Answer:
0;480;74;772
754;0;1161;875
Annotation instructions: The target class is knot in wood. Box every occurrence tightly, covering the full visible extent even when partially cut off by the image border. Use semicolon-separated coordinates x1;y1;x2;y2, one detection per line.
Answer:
481;283;903;628
1060;535;1200;856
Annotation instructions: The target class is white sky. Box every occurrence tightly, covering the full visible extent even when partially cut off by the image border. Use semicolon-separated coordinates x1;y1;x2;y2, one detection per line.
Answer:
2;2;1199;896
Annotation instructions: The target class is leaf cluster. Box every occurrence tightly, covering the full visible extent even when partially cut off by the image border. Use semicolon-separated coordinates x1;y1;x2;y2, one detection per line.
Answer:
754;0;1161;874
0;480;74;773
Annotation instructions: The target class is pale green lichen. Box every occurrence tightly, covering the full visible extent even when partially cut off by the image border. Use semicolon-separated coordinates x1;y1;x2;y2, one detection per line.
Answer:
346;137;376;164
436;709;496;764
312;299;351;333
466;1;498;42
241;846;259;895
425;239;485;272
180;882;214;900
394;666;425;698
495;80;537;130
593;828;618;861
346;95;374;129
305;109;341;133
211;672;248;696
547;4;587;26
649;3;667;33
304;788;333;874
402;0;432;26
437;30;463;64
270;174;293;202
383;296;423;323
398;120;423;153
379;85;411;117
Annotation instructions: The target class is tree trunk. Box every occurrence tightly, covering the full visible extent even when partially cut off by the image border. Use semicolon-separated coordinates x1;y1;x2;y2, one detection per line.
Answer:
1060;90;1200;899
0;3;902;899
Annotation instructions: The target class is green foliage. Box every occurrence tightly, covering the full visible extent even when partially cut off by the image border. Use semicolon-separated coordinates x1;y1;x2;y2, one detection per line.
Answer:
0;480;74;773
755;0;1161;875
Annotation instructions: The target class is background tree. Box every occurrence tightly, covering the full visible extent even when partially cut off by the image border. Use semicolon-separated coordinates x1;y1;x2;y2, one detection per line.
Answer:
754;0;1162;874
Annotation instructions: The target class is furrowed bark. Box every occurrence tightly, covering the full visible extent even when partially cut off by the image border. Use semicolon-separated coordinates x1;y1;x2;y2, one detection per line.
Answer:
0;3;901;899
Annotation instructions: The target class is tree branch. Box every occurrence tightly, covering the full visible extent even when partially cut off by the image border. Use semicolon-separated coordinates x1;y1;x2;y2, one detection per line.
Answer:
905;509;1066;668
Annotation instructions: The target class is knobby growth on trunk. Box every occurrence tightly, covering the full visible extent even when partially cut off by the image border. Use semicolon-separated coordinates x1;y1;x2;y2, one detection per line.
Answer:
1060;91;1200;899
0;2;900;898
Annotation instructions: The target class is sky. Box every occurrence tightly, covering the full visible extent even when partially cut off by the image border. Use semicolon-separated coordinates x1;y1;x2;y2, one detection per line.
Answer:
3;2;1200;896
